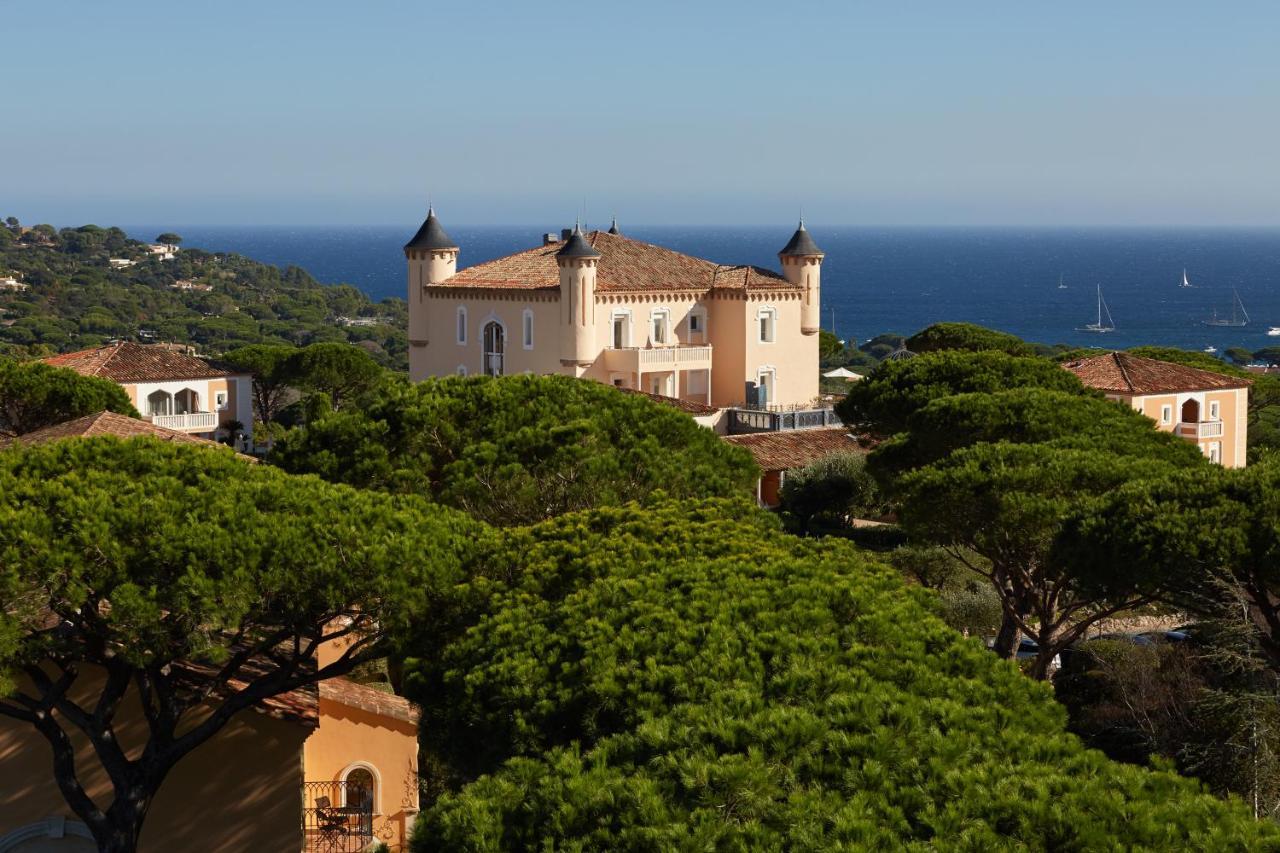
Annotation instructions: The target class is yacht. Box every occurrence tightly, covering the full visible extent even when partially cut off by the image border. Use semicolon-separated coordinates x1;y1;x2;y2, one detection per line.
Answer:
1076;285;1115;333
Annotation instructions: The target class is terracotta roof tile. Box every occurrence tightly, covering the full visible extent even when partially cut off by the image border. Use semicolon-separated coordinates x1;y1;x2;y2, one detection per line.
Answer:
723;428;867;471
617;387;719;415
1062;352;1251;395
441;231;796;293
0;411;253;459
44;342;237;383
320;677;420;725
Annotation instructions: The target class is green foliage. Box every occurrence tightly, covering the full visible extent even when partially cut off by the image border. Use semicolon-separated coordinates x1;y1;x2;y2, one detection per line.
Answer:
905;322;1037;357
154;232;182;246
835;350;1086;435
1255;348;1280;366
221;343;297;424
817;328;843;360
778;451;884;534
284;341;385;410
273;375;758;526
405;498;1274;849
0;357;138;435
0;225;409;368
1225;346;1254;366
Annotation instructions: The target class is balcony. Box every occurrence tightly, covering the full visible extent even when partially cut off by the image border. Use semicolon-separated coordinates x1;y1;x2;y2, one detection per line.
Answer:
148;411;218;431
728;407;843;434
1177;420;1224;439
603;344;713;375
303;780;373;853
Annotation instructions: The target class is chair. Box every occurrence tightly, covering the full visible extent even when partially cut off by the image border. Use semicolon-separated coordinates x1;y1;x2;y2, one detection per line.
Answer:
313;795;350;852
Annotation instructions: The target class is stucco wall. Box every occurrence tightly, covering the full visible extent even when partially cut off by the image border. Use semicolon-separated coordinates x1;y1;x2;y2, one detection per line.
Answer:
0;667;307;853
303;697;419;852
1117;386;1249;468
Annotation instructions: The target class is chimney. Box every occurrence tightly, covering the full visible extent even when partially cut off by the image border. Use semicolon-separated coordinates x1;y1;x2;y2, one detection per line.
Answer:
543;232;560;246
561;228;573;241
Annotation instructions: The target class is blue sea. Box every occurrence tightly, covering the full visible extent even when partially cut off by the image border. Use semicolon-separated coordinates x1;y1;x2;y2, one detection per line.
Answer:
123;224;1280;354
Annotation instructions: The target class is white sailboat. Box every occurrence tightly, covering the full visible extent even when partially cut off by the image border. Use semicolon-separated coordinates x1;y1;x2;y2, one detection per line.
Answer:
1202;288;1249;328
1057;273;1068;290
1077;284;1115;333
1180;268;1194;288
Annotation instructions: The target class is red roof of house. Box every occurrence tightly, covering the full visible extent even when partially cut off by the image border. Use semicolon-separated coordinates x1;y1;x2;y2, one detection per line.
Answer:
440;231;796;293
43;341;235;383
1062;352;1251;395
616;387;719;415
723;428;868;471
0;411;243;453
320;678;419;725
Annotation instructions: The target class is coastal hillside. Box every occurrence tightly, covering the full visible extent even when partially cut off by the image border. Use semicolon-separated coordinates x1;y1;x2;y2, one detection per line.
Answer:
0;219;408;369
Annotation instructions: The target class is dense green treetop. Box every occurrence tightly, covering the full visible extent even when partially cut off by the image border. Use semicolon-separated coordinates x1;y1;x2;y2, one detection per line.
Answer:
0;438;480;851
405;498;1274;849
272;375;758;525
283;341;385;411
0;357;138;435
835;350;1087;435
778;451;884;534
868;387;1203;480
0;220;408;369
905;321;1038;357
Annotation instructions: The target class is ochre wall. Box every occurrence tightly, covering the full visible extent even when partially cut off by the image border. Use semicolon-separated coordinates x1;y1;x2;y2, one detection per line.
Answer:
303;698;420;852
0;667;308;853
1119;386;1249;468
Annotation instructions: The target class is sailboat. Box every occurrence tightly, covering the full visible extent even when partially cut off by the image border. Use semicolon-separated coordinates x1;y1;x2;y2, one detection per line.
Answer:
1202;288;1249;327
1077;284;1115;333
1057;273;1068;290
1180;268;1194;288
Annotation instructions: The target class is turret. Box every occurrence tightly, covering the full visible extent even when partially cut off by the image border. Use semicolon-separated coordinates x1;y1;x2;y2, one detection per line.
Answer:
557;223;601;368
778;219;824;335
404;208;459;366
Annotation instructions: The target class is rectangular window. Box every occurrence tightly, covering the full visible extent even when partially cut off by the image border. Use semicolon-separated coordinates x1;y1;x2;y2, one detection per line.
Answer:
758;309;776;343
1210;401;1220;420
1209;443;1221;464
689;313;701;333
457;307;467;345
687;369;708;395
613;317;626;349
1161;405;1172;424
215;391;228;411
652;311;668;345
523;310;534;349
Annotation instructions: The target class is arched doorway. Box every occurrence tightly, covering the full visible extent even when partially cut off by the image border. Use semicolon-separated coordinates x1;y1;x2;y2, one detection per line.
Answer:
146;390;171;417
483;322;504;377
1181;398;1200;424
173;388;200;414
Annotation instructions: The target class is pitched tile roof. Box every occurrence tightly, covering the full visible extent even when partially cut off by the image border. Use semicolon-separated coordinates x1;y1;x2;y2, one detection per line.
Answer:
1062;352;1251;395
0;411;250;457
43;341;236;383
320;677;420;725
441;231;796;293
723;427;868;471
617;387;719;415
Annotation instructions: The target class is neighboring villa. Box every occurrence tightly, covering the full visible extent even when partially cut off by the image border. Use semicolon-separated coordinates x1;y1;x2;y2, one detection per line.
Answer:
0;274;29;292
146;242;178;260
107;258;137;268
0;410;250;456
725;427;868;507
170;278;213;291
0;638;420;852
404;209;824;411
43;342;253;444
1064;351;1250;467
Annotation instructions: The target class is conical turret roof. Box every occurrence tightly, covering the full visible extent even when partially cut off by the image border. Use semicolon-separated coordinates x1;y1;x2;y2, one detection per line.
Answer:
779;220;823;257
607;217;621;235
556;223;601;259
404;207;458;252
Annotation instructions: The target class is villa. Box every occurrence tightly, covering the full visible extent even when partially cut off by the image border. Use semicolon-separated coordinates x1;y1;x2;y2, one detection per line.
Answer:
0;643;420;852
43;342;253;444
0;274;28;292
405;209;824;411
1063;351;1250;467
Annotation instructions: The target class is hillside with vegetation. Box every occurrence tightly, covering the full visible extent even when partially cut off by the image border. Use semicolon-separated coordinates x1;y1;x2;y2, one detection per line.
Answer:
0;217;408;369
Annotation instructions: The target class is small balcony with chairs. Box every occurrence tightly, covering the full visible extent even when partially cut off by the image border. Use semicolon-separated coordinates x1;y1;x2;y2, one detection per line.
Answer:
303;780;374;853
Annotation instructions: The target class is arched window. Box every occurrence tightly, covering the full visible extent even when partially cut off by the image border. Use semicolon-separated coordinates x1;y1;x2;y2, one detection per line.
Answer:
1181;398;1200;424
483;321;505;377
146;390;172;417
339;763;380;813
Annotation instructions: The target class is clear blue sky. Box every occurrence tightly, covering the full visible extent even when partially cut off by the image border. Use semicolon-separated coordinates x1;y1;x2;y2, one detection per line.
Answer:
6;1;1279;226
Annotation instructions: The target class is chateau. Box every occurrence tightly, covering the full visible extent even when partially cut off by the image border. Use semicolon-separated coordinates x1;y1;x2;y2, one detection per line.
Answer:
404;210;823;410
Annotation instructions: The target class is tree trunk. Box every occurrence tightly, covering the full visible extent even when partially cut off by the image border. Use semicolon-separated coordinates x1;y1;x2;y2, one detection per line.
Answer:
993;613;1021;659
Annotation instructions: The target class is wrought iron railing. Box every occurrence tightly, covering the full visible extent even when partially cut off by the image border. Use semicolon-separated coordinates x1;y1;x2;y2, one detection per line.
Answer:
303;780;373;853
727;407;843;434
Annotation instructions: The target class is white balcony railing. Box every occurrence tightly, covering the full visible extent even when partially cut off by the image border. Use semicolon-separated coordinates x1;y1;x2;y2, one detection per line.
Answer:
1177;420;1224;439
148;411;218;431
603;344;712;374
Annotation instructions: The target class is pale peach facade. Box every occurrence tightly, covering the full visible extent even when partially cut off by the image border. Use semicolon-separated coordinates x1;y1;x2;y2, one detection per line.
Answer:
1113;386;1248;467
405;213;822;410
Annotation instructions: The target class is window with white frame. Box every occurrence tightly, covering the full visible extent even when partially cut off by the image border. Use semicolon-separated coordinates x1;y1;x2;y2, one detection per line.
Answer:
1209;443;1221;464
688;308;707;341
758;307;777;343
215;391;228;411
1210;400;1220;420
1160;404;1172;425
339;763;379;813
651;309;670;345
456;306;468;345
522;309;534;349
456;364;467;377
757;368;776;407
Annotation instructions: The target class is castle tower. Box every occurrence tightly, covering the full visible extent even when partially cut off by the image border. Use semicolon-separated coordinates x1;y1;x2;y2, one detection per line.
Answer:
557;223;601;371
778;220;824;336
404;208;459;377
